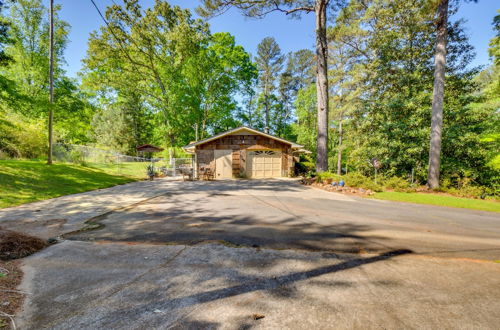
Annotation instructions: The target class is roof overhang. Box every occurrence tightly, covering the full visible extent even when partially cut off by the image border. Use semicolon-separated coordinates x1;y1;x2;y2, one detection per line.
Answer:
183;126;303;153
293;148;312;154
136;144;164;153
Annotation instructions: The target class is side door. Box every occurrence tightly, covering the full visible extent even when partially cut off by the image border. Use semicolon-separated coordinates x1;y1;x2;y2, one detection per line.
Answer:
214;149;233;179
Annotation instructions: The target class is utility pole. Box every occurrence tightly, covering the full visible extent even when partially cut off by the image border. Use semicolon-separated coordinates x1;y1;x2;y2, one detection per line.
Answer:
47;0;54;165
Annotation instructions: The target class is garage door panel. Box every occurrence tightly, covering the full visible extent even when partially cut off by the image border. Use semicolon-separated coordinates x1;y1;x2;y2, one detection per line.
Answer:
248;150;282;178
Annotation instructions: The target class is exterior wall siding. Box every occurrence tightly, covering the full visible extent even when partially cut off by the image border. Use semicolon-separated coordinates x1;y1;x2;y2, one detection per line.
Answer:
195;134;294;178
196;149;215;174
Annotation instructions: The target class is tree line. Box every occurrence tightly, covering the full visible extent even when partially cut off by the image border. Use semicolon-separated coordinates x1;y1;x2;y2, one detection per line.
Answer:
0;0;498;192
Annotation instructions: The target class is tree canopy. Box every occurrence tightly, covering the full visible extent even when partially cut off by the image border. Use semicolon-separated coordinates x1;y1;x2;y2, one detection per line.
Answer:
0;0;497;194
81;0;256;151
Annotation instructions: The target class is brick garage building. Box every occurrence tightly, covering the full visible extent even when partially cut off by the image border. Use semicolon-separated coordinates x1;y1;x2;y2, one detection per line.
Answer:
183;127;306;179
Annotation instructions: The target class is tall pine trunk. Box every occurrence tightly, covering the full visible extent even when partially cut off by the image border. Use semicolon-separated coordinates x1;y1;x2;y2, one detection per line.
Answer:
337;119;342;175
428;0;448;189
315;0;329;172
264;84;270;133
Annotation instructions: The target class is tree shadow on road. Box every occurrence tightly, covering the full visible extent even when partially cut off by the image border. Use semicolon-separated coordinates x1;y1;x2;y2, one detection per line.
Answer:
165;249;412;308
91;247;412;329
66;199;390;254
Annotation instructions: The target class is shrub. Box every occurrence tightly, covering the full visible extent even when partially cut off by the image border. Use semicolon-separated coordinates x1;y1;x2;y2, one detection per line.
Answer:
316;172;341;182
342;172;366;186
343;172;382;191
295;161;316;177
69;149;86;166
383;176;410;191
0;115;47;159
442;186;486;199
438;171;494;199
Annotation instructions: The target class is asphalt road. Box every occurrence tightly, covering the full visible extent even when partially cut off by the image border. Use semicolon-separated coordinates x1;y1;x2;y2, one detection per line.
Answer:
67;179;500;260
12;179;500;329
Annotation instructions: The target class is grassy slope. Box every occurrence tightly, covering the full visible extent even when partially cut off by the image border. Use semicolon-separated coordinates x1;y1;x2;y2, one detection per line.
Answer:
0;160;138;208
374;191;500;213
85;162;151;179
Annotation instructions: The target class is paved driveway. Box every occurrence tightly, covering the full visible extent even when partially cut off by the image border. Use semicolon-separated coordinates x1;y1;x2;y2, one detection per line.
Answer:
5;179;500;329
18;241;500;330
67;179;500;260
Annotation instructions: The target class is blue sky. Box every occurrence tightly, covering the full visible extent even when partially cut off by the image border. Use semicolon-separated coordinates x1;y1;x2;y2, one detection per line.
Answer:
54;0;499;78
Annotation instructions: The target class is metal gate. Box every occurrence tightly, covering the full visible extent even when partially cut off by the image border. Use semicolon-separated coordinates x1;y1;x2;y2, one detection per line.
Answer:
171;157;193;177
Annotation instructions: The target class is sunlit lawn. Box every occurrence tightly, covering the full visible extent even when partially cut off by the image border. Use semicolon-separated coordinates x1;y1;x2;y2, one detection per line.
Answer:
86;161;152;179
0;160;140;208
374;191;500;213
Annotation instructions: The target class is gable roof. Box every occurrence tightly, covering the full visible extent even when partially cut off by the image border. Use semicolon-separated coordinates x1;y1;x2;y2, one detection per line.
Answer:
183;126;303;151
136;144;164;152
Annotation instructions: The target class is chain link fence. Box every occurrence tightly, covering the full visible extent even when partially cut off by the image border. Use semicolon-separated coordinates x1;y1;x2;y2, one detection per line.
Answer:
53;144;191;179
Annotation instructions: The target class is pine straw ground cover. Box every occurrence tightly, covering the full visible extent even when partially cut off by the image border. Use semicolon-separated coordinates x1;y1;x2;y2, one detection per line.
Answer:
0;228;48;329
0;261;23;329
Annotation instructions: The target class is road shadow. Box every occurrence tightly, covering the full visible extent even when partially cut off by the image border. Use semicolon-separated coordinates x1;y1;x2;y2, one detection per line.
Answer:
65;187;390;253
165;249;412;307
80;247;412;329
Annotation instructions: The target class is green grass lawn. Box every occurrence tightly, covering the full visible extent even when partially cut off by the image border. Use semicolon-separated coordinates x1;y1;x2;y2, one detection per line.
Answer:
0;160;140;209
85;161;152;179
374;191;500;213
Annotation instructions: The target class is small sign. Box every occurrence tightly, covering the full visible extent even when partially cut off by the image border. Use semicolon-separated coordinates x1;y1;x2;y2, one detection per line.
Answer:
370;158;381;169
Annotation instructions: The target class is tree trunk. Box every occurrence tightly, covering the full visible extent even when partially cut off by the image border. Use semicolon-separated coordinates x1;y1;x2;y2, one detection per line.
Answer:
337;119;342;175
264;81;270;133
315;0;329;172
202;103;209;139
247;92;254;127
47;0;54;165
427;0;448;189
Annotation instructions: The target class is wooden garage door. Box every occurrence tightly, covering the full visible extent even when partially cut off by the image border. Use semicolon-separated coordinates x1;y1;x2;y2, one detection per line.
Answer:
248;150;282;178
215;149;233;179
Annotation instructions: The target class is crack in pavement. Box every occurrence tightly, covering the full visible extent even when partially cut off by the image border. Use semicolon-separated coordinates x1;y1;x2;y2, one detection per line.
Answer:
40;245;188;329
61;192;173;239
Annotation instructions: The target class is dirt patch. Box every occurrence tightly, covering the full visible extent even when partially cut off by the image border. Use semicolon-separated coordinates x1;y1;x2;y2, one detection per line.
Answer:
0;229;49;329
0;227;48;261
0;260;24;329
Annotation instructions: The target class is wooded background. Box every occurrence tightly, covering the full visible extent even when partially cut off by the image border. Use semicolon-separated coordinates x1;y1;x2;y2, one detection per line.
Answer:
0;0;498;194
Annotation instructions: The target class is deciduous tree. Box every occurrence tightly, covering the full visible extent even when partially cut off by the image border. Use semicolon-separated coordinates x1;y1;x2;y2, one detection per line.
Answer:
82;0;255;147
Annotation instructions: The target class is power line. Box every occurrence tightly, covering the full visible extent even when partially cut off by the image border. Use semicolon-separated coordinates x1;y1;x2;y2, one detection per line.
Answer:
89;0;169;66
88;0;140;70
88;0;170;101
